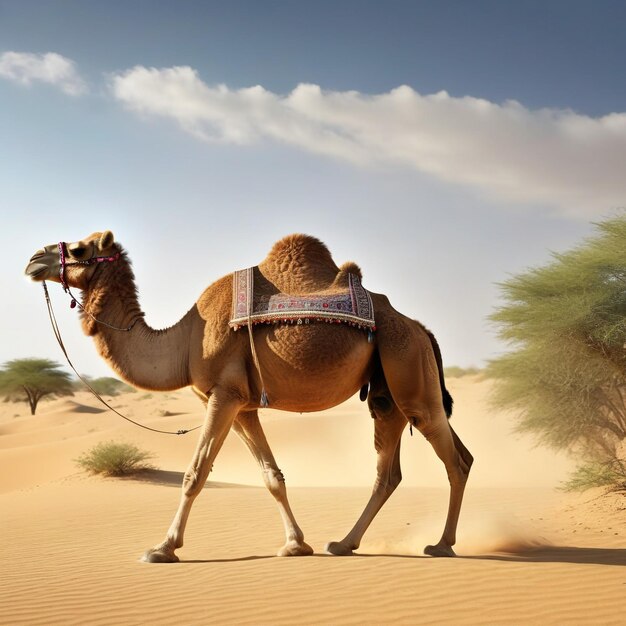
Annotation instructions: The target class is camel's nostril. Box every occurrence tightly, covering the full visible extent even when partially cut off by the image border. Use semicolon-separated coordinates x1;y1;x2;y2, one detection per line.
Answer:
29;250;45;262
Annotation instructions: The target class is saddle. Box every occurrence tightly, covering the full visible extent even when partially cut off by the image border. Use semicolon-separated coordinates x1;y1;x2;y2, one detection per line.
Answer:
228;235;375;407
229;266;376;332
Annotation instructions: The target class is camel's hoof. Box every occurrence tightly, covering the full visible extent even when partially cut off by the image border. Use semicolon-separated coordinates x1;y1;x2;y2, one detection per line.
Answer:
325;541;355;556
424;543;456;557
277;540;314;557
141;548;180;563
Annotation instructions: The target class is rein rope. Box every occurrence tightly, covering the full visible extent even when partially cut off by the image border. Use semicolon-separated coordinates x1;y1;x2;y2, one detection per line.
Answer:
42;242;201;436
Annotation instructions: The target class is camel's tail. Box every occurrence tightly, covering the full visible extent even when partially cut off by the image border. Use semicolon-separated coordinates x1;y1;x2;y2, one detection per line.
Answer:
424;328;453;419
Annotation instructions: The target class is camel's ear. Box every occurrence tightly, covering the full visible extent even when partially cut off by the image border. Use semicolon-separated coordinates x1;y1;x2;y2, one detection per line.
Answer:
99;230;115;250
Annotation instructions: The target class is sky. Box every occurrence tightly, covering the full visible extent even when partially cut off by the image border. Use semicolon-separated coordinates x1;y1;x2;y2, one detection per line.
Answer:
1;0;625;379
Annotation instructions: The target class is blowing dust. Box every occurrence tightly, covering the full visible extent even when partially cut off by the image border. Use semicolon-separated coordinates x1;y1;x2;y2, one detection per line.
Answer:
360;511;552;557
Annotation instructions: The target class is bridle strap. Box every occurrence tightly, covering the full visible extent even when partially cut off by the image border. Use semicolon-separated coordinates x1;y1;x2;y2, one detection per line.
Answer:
57;241;139;331
58;242;68;291
58;241;121;290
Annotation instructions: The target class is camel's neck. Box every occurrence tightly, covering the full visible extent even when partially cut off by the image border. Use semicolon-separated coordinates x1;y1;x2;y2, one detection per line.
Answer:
81;254;191;391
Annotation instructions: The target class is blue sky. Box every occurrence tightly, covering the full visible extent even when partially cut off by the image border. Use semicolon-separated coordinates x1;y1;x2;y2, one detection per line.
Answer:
1;0;625;378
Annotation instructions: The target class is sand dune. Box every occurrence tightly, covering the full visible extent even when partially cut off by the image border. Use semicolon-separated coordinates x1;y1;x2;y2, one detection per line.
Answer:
1;376;624;625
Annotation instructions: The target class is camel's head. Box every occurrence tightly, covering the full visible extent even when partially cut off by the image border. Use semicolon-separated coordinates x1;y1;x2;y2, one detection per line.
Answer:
25;230;118;289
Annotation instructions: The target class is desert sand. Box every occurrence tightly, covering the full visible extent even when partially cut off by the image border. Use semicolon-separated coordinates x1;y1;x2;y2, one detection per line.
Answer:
1;375;624;625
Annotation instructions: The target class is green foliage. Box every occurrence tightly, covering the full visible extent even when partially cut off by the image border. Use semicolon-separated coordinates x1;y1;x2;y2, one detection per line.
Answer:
77;376;135;396
0;358;73;415
562;459;626;492
488;215;626;490
75;441;155;476
444;366;481;378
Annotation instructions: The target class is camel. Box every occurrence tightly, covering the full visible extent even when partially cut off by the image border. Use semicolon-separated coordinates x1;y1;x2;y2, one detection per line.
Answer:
25;230;473;562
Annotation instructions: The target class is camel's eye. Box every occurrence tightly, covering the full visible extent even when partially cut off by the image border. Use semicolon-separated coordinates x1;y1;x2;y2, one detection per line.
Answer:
70;246;87;259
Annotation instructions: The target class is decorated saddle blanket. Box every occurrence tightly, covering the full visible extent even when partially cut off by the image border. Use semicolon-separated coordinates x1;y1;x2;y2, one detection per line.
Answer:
229;267;376;332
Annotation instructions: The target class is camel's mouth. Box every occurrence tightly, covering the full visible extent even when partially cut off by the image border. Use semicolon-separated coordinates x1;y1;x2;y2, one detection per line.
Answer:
25;251;53;281
24;262;49;281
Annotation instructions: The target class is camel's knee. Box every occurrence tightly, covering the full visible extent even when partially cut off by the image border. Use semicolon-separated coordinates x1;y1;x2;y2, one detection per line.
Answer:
450;427;474;475
410;411;472;482
447;460;470;487
182;467;206;498
263;467;286;496
443;443;472;488
389;465;402;490
375;468;402;495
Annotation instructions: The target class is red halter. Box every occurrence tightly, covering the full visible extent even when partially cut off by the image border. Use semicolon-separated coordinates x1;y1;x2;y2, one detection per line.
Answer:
57;241;121;308
58;241;120;294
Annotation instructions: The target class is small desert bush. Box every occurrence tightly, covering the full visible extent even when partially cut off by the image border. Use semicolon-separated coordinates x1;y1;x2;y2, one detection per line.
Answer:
562;459;626;492
76;376;136;396
444;366;481;378
75;441;155;476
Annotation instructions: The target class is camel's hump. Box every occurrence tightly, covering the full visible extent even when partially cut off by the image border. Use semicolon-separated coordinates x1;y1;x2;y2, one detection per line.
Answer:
264;234;335;268
258;234;360;294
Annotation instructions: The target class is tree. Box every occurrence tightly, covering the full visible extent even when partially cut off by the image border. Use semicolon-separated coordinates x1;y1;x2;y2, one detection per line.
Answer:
0;358;74;415
488;215;626;490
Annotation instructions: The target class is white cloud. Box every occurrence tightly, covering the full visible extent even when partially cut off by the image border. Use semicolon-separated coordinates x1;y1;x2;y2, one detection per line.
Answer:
0;51;87;96
111;65;626;216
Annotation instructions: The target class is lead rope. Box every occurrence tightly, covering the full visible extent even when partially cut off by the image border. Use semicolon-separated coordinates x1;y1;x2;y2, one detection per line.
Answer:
247;310;269;408
247;323;269;408
42;281;201;436
63;283;141;332
245;268;269;407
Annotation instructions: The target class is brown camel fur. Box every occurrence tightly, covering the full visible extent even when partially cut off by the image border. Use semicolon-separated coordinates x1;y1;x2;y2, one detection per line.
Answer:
25;230;473;562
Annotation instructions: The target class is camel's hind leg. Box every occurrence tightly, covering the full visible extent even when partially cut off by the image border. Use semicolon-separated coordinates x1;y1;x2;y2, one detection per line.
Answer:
417;415;473;556
233;410;313;556
422;423;474;556
377;317;473;557
326;396;406;556
142;389;243;563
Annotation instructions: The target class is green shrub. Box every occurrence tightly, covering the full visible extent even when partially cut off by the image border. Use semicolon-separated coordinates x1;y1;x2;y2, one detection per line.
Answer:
76;376;136;396
444;366;481;378
75;441;155;476
562;459;626;492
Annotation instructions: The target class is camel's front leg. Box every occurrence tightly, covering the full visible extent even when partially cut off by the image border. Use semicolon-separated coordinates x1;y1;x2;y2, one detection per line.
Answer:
142;391;242;563
233;410;313;556
326;405;406;556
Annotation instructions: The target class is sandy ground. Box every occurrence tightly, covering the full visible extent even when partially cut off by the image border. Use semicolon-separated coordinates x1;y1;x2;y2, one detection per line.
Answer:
1;375;624;625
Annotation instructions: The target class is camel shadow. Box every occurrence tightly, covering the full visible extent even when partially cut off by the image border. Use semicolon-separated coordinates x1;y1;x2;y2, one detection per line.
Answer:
177;546;625;565
181;554;373;564
181;555;276;564
462;545;626;566
355;545;626;566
